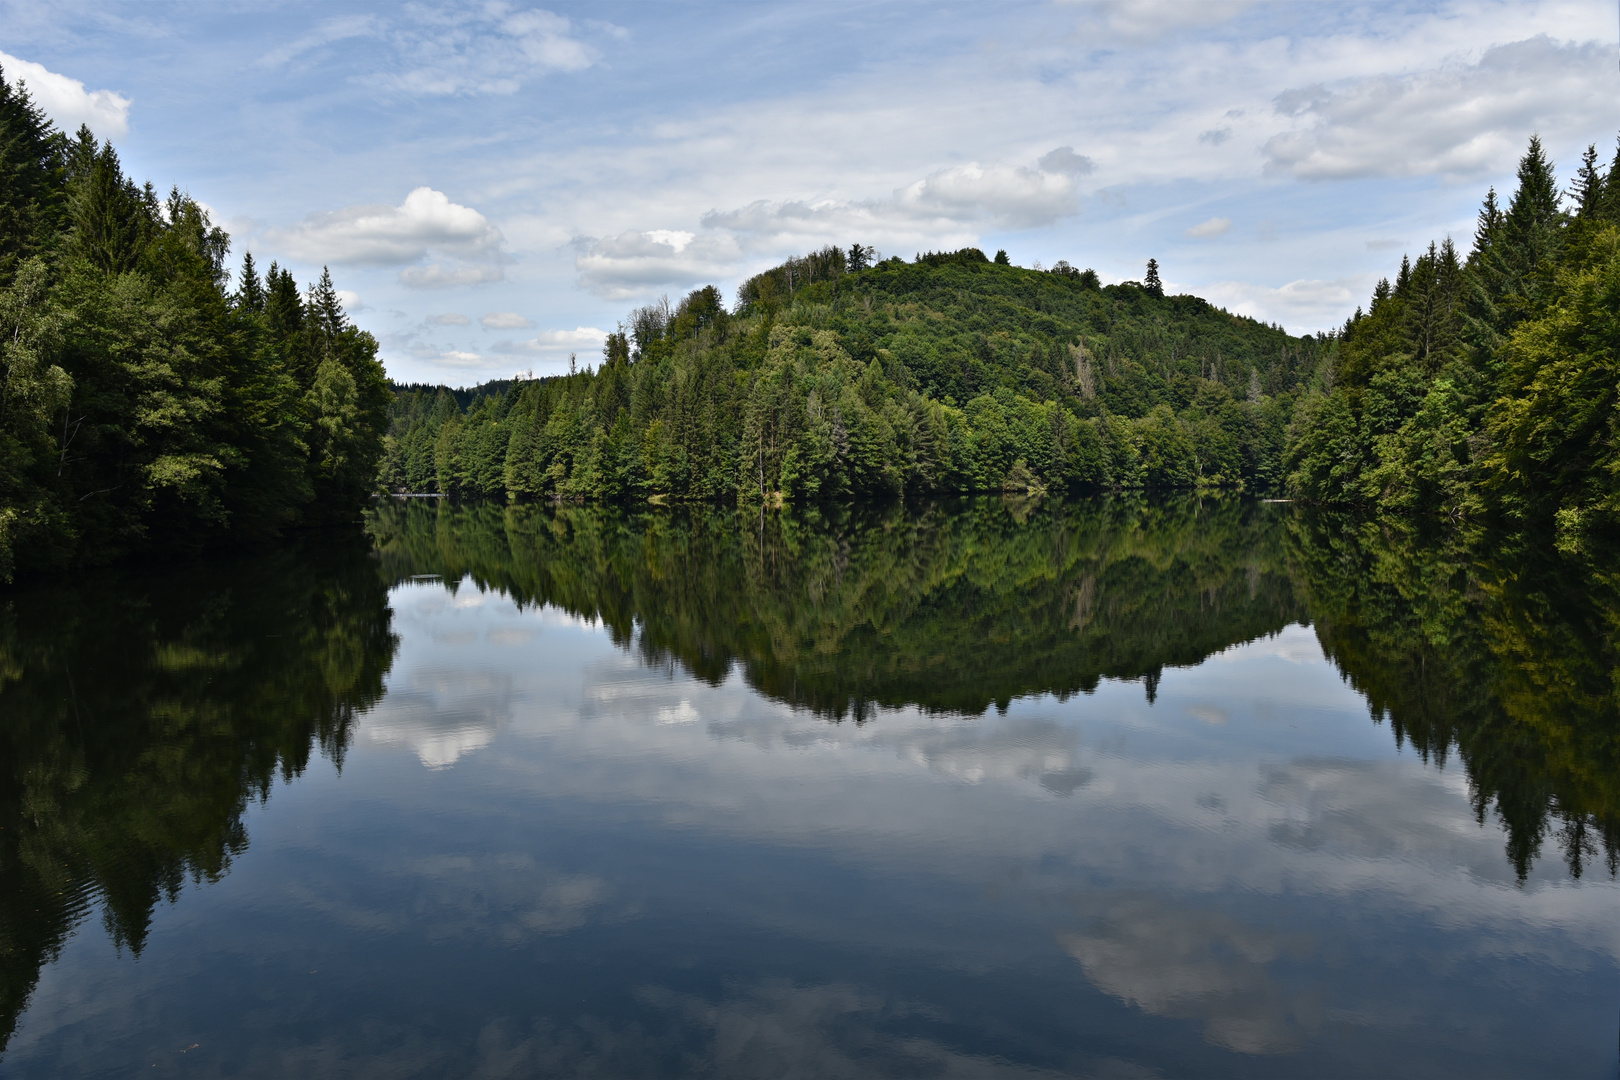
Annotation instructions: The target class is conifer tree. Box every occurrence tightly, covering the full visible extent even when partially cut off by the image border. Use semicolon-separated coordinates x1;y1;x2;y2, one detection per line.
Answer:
1569;143;1603;218
1143;258;1163;298
235;252;265;313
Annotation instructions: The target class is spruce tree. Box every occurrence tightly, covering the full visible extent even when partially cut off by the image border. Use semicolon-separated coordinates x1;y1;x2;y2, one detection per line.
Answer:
235;251;265;313
1143;258;1163;298
1569;143;1603;218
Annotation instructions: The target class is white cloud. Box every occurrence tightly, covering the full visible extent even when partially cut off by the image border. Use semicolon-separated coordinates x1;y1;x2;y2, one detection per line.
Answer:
491;326;608;355
437;350;487;368
0;51;131;137
1263;36;1617;182
335;289;363;310
428;312;471;325
480;312;536;329
896;160;1081;229
1186;216;1232;239
269;187;505;270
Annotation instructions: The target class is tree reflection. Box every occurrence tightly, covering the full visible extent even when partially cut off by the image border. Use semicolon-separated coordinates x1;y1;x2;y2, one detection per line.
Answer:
1287;512;1620;882
0;536;396;1052
368;496;1304;718
370;496;1620;882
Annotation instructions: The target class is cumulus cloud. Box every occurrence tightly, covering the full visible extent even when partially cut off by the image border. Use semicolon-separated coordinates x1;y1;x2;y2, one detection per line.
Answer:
896;159;1080;229
1186;216;1232;239
1263;36;1615;181
0;50;131;137
335;289;363;310
479;312;535;329
491;326;608;355
428;312;472;325
269;187;504;271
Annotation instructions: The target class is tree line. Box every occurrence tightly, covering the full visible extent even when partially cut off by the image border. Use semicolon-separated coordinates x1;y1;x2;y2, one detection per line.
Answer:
0;67;390;581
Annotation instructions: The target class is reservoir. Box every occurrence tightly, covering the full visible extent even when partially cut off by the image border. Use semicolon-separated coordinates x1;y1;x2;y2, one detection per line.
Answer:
2;497;1615;1077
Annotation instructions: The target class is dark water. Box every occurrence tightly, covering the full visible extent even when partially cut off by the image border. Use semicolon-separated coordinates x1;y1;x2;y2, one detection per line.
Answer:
1;497;1616;1078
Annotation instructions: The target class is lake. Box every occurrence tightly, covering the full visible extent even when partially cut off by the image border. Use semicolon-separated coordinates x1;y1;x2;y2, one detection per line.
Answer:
1;496;1616;1078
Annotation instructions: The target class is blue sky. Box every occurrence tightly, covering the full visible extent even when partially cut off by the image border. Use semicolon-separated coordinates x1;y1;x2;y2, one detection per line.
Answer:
3;1;1617;383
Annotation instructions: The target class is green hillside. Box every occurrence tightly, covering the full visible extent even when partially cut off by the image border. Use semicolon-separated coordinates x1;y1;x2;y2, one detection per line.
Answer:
382;249;1325;501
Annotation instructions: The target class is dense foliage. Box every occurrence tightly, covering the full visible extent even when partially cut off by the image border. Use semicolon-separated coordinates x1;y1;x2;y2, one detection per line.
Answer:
0;68;389;580
1287;135;1620;540
381;250;1322;502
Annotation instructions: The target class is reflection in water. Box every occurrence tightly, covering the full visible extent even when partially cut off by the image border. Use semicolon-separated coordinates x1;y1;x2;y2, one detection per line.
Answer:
0;496;1615;1076
369;497;1305;717
1290;513;1620;880
0;537;396;1053
369;497;1620;879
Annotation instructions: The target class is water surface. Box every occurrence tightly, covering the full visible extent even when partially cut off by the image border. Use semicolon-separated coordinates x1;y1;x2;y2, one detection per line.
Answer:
2;498;1616;1077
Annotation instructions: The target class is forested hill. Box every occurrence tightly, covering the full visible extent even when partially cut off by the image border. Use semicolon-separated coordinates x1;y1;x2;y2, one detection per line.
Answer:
0;68;389;582
390;132;1620;545
383;249;1325;502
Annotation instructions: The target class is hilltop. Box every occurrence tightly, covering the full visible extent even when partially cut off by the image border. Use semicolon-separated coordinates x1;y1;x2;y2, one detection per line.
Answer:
382;247;1326;500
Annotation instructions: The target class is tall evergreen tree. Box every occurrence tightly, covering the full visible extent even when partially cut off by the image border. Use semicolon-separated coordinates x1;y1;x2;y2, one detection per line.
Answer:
235;251;265;313
1143;258;1163;298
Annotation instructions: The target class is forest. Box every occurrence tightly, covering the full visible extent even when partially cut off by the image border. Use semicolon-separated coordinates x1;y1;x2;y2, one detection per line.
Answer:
382;250;1316;505
385;135;1620;546
0;68;390;581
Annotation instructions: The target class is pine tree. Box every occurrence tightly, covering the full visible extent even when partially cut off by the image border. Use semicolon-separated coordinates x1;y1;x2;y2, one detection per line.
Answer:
1569;143;1603;218
1143;258;1163;298
1470;187;1502;263
307;266;345;357
235;252;265;313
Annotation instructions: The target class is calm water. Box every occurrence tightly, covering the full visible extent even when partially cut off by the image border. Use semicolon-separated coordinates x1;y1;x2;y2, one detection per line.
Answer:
2;498;1616;1078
